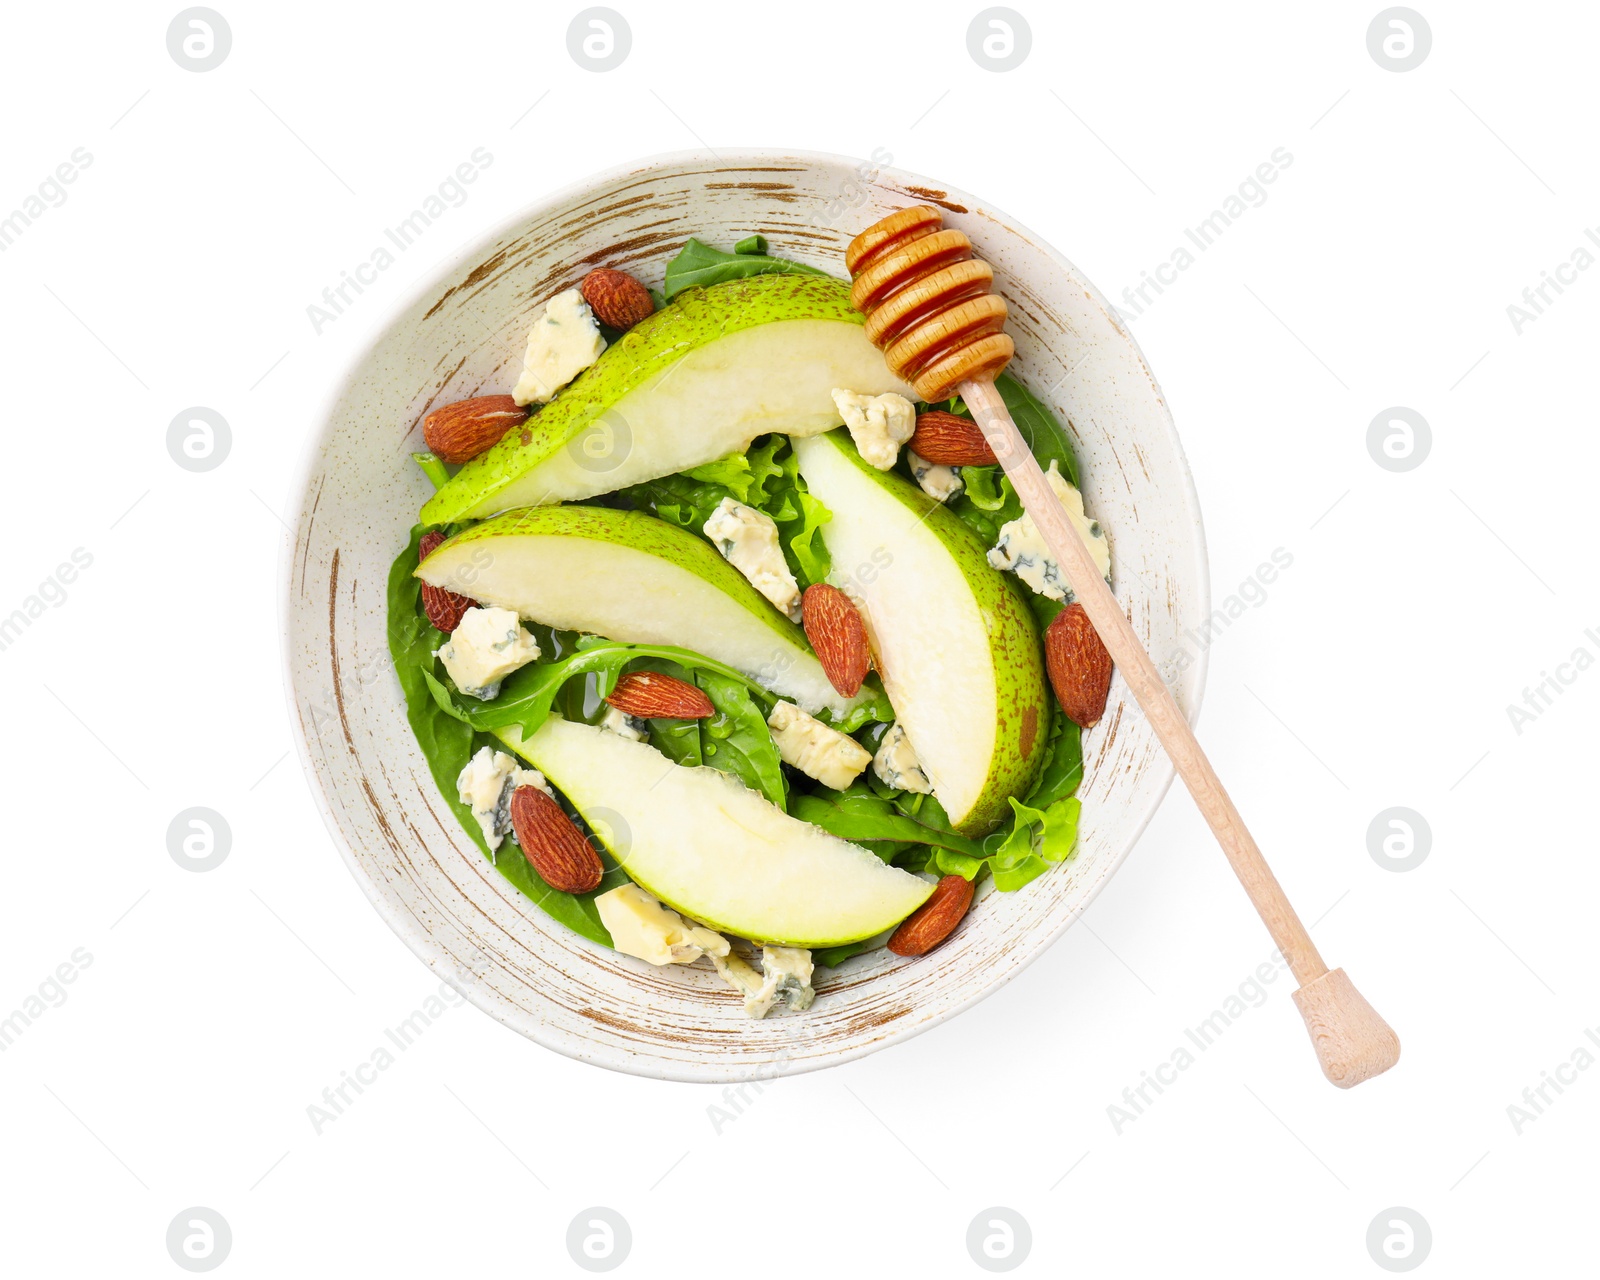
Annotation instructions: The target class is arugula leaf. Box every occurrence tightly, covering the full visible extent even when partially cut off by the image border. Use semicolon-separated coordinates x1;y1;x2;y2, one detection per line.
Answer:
424;639;774;740
411;451;450;490
696;669;787;806
422;635;803;802
387;526;618;947
663;236;828;299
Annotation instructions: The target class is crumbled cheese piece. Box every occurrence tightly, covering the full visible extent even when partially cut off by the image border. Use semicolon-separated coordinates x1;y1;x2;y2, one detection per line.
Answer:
456;746;553;857
702;497;803;621
435;606;541;699
511;288;606;406
986;461;1111;602
711;945;815;1018
595;883;730;965
766;700;871;790
907;450;964;503
831;388;916;469
600;705;649;742
872;724;933;794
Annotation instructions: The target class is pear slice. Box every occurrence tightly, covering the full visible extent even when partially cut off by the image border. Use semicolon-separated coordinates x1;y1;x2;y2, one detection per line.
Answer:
792;431;1050;835
495;717;932;947
422;275;913;523
417;504;855;717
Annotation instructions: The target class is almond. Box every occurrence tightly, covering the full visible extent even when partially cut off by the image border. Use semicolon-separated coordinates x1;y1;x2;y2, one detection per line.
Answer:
801;583;871;697
580;268;655;331
1045;603;1113;727
909;409;998;467
888;875;975;956
417;531;475;633
510;785;604;893
423;395;528;464
606;671;714;719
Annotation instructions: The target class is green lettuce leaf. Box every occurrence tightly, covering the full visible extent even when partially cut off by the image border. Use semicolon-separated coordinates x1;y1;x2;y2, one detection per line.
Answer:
985;795;1082;892
681;453;756;498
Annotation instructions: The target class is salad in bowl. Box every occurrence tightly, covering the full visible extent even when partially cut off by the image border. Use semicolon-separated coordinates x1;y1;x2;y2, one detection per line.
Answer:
388;231;1115;1021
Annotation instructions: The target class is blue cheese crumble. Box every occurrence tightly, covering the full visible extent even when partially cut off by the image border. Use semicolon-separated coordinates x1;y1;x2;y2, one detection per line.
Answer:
600;705;649;741
986;460;1111;602
872;724;933;794
595;883;729;965
703;496;803;621
456;746;553;858
511;288;606;405
832;388;916;469
767;700;871;790
908;450;964;503
712;945;816;1018
435;606;541;700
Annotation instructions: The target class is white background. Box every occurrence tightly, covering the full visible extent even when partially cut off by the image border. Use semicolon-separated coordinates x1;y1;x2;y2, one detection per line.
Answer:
2;0;1595;1274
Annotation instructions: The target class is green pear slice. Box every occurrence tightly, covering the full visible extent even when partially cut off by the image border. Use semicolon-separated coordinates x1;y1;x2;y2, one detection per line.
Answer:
793;431;1050;835
422;275;913;523
494;717;932;947
417;504;856;716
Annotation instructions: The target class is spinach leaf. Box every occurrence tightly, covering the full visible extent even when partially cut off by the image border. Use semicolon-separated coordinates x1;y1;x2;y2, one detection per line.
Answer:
696;669;787;806
628;658;703;767
1024;714;1082;811
387;526;618;947
790;785;984;859
819;678;894;733
813;930;895;970
663;236;829;299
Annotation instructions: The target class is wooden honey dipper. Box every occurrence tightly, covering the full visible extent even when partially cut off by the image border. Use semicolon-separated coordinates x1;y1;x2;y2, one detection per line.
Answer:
847;206;1400;1088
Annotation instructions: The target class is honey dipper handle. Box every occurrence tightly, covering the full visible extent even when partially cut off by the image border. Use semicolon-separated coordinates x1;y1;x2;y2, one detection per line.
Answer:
959;378;1399;1088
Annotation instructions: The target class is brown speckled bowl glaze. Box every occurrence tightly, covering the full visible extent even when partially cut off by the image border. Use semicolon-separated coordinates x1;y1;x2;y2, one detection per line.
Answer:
283;151;1210;1082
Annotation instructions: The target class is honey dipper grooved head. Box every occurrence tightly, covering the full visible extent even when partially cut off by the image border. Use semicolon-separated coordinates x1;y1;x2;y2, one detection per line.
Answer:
846;206;1015;401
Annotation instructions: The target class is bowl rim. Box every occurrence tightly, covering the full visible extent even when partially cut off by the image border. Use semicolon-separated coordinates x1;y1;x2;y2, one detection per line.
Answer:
278;147;1212;1080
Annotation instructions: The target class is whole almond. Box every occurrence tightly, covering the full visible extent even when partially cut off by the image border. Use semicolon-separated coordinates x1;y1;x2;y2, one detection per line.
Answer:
888;875;975;956
580;268;655;331
417;531;476;633
509;785;604;893
606;671;714;719
909;409;998;467
1045;603;1113;727
423;395;528;464
801;583;871;697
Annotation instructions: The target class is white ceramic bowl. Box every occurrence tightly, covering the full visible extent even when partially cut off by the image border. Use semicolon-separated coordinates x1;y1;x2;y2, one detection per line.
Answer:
284;150;1209;1083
